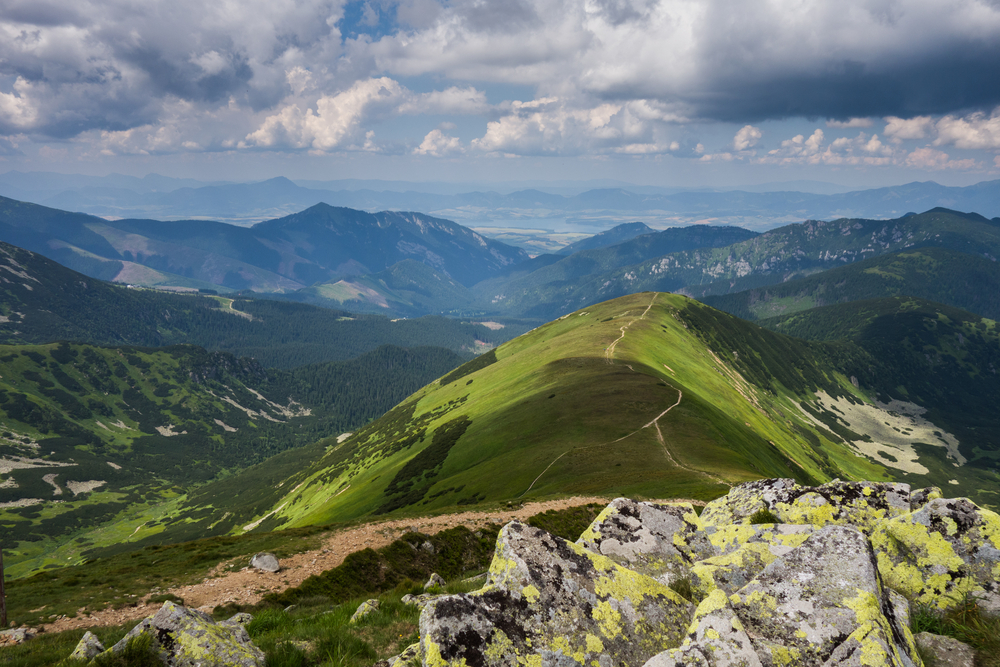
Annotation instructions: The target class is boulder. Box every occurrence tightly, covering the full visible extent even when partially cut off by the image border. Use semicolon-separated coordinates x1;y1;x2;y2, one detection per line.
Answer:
914;632;975;667
402;593;440;608
350;599;381;624
250;552;280;573
0;628;35;647
107;601;264;666
69;630;105;660
420;521;693;667
729;525;919;666
871;497;1000;609
643;589;763;667
388;641;421;667
577;498;714;585
700;479;911;534
424;573;447;591
700;478;798;528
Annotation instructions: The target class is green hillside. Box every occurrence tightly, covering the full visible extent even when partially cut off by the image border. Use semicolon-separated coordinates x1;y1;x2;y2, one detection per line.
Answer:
0;240;525;368
479;209;1000;319
0;341;463;577
289;259;481;317
702;247;1000;321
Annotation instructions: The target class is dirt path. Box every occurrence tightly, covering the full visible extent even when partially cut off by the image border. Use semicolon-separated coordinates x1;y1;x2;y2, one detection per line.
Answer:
41;496;614;634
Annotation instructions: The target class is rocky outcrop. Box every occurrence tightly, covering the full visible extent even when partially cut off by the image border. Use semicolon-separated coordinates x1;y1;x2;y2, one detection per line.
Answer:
416;480;998;667
420;522;693;667
69;631;105;660
250;552;280;573
101;601;264;666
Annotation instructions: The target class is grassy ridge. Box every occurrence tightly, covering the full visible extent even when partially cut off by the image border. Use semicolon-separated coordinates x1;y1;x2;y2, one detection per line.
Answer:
240;293;901;534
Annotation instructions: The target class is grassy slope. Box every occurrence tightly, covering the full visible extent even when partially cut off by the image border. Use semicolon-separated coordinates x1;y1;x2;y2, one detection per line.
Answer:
242;293;895;532
702;247;1000;322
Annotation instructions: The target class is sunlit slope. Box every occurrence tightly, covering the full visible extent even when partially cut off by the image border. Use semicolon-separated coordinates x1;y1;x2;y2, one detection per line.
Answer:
251;293;892;530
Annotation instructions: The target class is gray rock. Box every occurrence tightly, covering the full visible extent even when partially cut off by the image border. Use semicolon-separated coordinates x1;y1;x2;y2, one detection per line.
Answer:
576;498;714;585
729;525;919;666
424;573;446;590
643;590;763;667
250;552;280;573
69;630;106;660
914;632;975;667
220;612;254;628
402;593;440;608
108;600;264;666
350;599;381;624
421;541;435;554
420;521;693;667
0;628;34;647
871;496;1000;609
910;487;943;511
700;478;798;528
388;641;421;666
700;479;911;534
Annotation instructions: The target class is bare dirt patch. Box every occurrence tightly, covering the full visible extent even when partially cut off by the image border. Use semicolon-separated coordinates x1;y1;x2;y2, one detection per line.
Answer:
42;496;621;634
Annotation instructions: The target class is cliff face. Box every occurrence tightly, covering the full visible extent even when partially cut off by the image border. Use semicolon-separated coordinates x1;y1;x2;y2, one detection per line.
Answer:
419;479;1000;667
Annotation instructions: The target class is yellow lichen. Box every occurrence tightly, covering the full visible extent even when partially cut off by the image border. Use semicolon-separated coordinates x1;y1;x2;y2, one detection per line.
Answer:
592;600;623;638
585;634;604;653
522;585;540;604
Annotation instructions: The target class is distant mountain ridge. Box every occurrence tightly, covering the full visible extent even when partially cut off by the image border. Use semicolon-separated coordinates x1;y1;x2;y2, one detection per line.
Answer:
4;169;1000;229
0;197;528;292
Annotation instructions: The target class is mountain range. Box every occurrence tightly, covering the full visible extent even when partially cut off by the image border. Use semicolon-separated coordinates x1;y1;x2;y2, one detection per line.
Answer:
2;188;1000;590
3;170;1000;230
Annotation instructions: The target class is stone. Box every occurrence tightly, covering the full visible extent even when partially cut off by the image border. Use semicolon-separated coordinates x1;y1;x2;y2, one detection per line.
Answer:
350;599;381;624
643;589;763;667
910;487;943;511
699;479;798;528
871;497;1000;609
221;612;254;628
914;632;975;667
729;525;920;666
420;521;693;667
69;630;106;660
424;573;446;590
700;479;911;534
577;498;714;585
250;552;280;573
107;600;264;666
402;593;440;608
388;641;421;666
0;627;35;647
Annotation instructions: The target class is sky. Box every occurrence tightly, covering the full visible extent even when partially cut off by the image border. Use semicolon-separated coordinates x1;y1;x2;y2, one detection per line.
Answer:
2;0;1000;188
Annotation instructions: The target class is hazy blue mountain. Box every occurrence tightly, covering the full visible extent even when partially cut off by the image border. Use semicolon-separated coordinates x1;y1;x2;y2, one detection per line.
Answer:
556;222;656;255
0;197;529;292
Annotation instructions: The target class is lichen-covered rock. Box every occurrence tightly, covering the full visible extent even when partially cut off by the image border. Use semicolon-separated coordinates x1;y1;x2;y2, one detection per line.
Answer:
729;525;919;666
69;631;105;660
389;642;422;667
425;573;446;590
0;628;35;647
420;521;693;667
871;497;1000;609
914;632;975;667
250;552;280;573
770;481;911;534
402;593;441;608
643;589;762;667
107;601;264;666
577;498;713;585
350;599;381;623
910;487;943;511
699;479;798;528
700;479;911;535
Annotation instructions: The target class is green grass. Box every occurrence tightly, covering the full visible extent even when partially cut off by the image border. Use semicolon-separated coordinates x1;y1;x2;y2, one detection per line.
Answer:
911;594;1000;667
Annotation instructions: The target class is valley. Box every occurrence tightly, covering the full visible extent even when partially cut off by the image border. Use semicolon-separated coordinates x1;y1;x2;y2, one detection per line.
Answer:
1;194;999;666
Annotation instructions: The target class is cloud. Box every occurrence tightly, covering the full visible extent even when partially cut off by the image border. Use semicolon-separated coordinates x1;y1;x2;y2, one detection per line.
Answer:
733;125;761;151
414;128;463;156
904;147;980;170
883;116;935;142
933;109;1000;150
246;77;405;151
827;118;873;128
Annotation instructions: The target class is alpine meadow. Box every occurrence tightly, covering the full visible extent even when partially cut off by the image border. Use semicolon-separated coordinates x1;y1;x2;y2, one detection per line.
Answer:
4;0;1000;665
